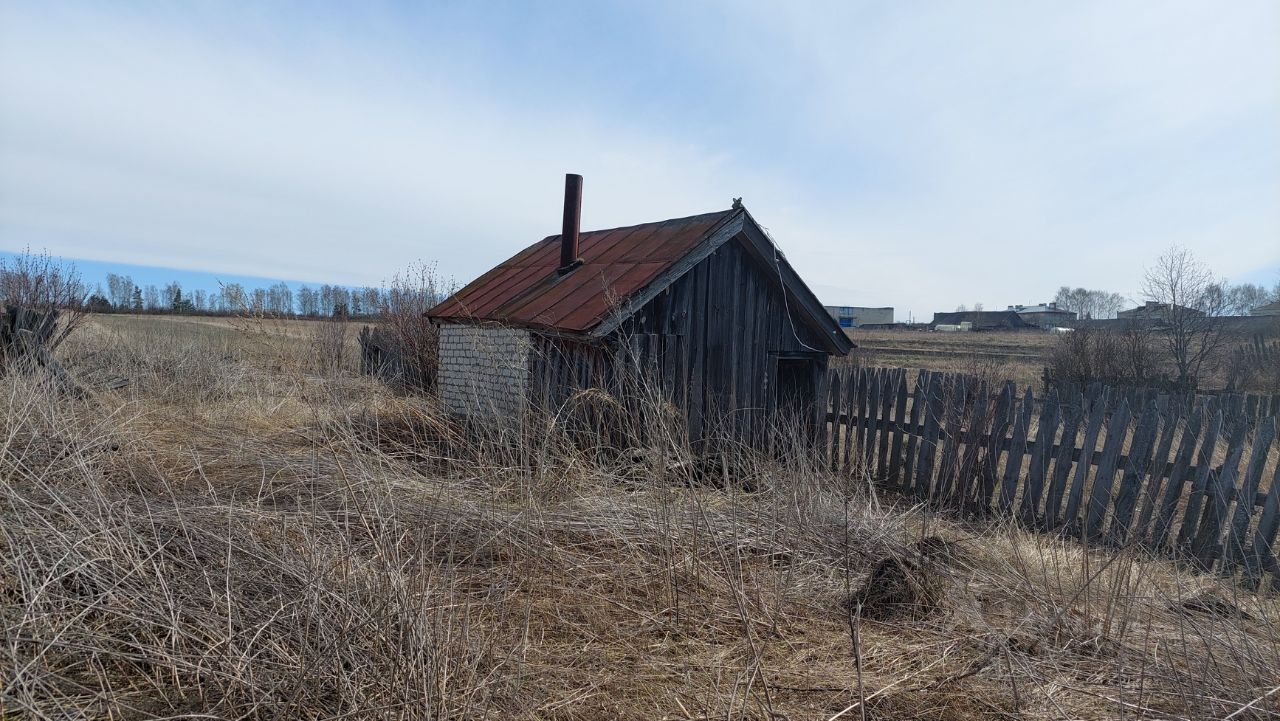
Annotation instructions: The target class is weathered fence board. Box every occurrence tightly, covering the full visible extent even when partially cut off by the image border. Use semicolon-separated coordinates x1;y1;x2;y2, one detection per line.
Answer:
1063;392;1106;528
999;388;1034;515
1223;417;1275;573
1085;399;1132;539
888;371;909;484
1020;389;1060;525
1043;400;1083;529
1132;406;1182;544
1107;402;1160;545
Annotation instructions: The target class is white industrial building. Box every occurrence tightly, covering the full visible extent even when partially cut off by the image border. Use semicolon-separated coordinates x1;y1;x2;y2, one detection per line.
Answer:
824;306;894;329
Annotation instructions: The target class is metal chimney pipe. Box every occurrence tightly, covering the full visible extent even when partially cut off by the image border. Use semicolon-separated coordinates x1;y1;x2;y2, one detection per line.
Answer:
560;173;583;271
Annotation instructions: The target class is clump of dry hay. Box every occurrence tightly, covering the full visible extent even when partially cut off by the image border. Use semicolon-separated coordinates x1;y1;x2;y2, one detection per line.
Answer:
843;535;958;620
3;314;1279;721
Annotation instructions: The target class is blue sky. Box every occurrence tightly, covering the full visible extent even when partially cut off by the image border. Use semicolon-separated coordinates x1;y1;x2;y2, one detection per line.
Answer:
1;1;1277;319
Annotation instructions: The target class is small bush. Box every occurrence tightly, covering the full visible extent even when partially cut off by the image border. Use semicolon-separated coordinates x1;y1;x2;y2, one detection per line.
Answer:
1045;324;1167;389
368;261;451;389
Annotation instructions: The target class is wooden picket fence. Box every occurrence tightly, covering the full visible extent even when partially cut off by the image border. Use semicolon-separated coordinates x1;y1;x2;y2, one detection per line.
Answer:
819;366;1280;591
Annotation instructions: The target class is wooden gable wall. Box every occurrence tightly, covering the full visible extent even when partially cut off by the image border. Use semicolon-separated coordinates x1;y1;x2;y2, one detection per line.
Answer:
617;235;831;441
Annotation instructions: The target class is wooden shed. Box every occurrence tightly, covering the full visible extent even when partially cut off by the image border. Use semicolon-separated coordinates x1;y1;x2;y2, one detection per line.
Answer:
426;174;852;441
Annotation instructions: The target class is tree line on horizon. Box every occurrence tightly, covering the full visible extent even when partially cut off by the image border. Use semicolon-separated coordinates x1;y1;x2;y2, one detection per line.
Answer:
89;272;444;318
955;281;1277;319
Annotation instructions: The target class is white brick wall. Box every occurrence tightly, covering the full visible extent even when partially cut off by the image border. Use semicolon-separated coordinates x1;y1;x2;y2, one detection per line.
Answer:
438;325;532;418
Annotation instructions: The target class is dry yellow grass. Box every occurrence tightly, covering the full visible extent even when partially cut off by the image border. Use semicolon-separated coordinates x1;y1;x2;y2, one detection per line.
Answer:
846;329;1052;388
2;314;1278;720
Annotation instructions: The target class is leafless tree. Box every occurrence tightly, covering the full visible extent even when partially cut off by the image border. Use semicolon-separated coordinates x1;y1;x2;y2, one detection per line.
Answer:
1046;322;1162;388
1052;286;1127;320
163;281;182;309
218;282;246;313
105;273;134;310
297;286;318;317
1223;282;1272;316
1142;246;1229;390
266;282;293;316
0;248;88;353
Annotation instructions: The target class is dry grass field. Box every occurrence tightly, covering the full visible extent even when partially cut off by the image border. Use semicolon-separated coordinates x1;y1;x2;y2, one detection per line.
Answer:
847;329;1054;388
3;313;1279;720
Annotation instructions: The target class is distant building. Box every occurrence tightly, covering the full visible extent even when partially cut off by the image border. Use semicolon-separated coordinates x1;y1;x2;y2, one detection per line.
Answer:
930;310;1030;331
825;305;894;329
1118;301;1205;321
1007;302;1076;328
1250;301;1280;317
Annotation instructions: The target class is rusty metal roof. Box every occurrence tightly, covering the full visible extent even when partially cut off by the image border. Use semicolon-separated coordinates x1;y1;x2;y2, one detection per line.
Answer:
428;209;739;332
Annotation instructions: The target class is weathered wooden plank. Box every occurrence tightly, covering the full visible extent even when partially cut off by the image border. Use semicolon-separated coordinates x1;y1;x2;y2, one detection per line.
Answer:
725;250;743;440
1150;408;1205;550
1084;399;1133;540
876;368;894;480
1175;410;1224;551
1063;392;1108;531
1131;406;1182;544
1107;402;1161;545
956;380;990;513
1222;416;1276;573
980;382;1015;515
1243;462;1280;588
998;387;1035;515
841;368;858;474
827;370;843;471
1043;397;1083;529
888;369;909;484
856;367;870;472
864;368;883;473
686;259;710;441
1020;388;1060;526
813;368;831;451
902;371;925;494
1191;420;1248;569
914;373;944;499
935;376;967;502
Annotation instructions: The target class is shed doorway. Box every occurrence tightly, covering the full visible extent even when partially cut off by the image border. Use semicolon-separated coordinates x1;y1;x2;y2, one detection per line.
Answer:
774;355;820;422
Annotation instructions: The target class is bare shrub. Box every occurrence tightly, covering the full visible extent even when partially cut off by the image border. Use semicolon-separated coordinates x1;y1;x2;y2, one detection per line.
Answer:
1046;324;1165;388
0;248;87;357
1225;330;1280;393
311;312;352;374
372;260;450;389
959;352;1014;387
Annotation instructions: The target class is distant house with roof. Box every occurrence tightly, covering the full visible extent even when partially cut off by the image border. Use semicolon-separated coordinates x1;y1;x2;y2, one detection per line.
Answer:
1118;301;1205;321
929;310;1031;331
1250;300;1280;317
1006;302;1076;328
426;175;852;441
